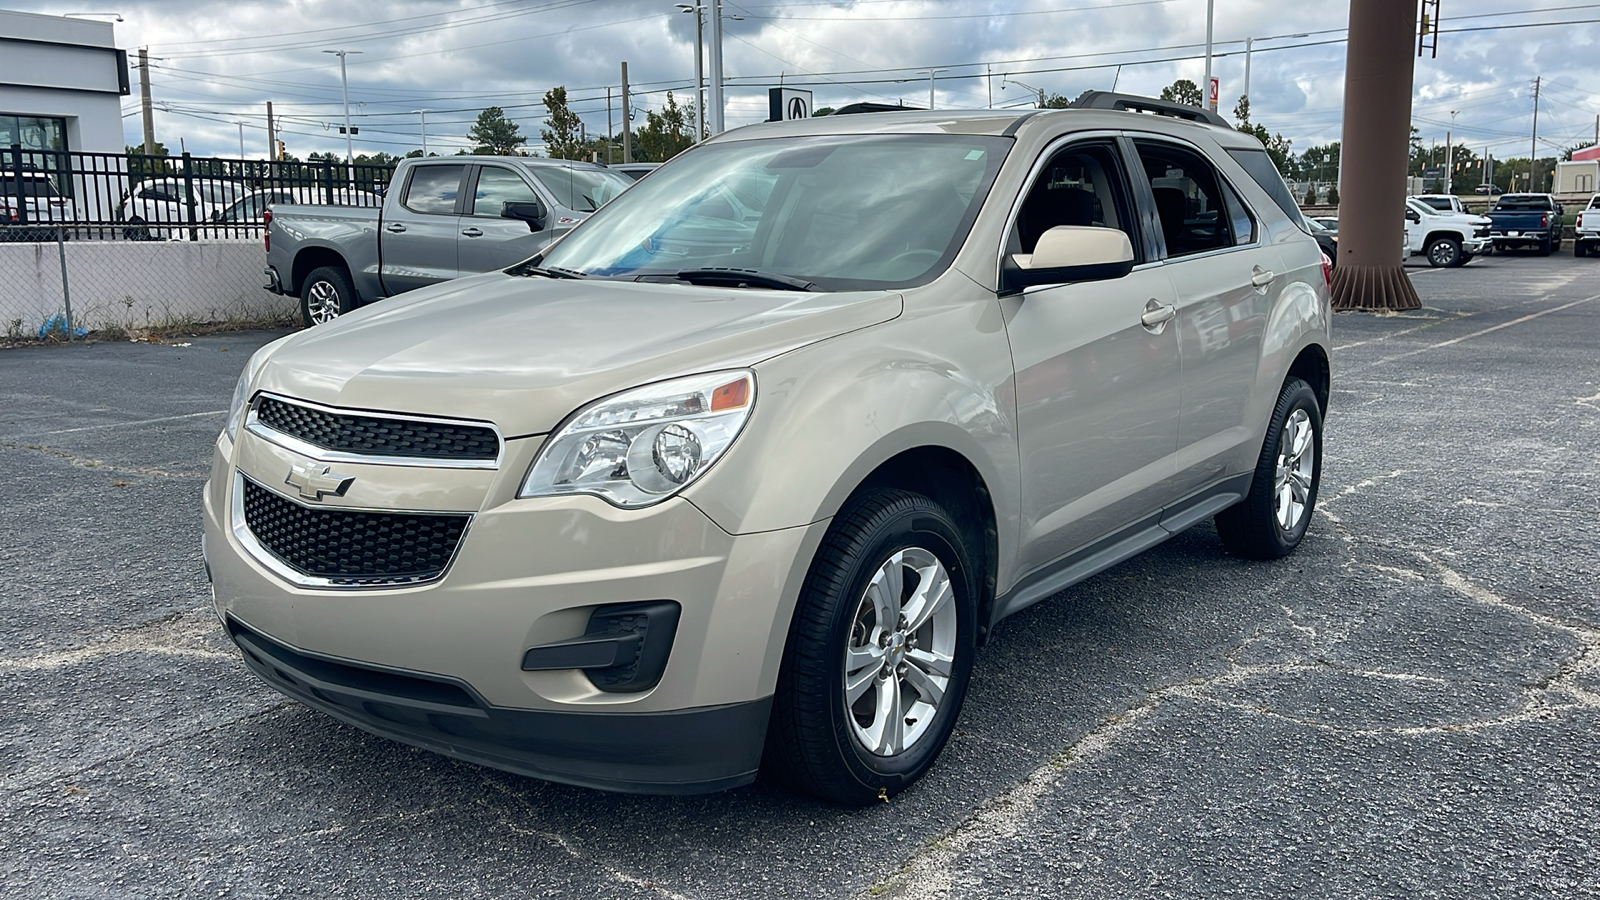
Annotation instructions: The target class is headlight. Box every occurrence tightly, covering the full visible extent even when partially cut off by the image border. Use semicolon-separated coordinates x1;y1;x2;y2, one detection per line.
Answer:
223;366;252;442
519;370;755;508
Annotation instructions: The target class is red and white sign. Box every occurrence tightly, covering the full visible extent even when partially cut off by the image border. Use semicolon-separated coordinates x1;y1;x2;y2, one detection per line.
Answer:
1208;77;1220;110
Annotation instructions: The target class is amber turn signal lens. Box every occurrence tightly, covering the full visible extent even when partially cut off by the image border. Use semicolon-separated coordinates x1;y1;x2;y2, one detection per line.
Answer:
710;378;750;412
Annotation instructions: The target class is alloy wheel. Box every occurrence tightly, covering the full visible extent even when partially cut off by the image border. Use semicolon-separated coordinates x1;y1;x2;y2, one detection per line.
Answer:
1274;408;1316;532
843;547;957;757
306;281;342;324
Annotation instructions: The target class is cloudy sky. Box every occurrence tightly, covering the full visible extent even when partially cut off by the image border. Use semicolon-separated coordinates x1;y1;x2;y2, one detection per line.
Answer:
12;0;1600;162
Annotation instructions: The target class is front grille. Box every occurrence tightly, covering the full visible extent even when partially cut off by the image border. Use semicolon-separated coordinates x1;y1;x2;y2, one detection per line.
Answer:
241;478;469;585
255;396;499;462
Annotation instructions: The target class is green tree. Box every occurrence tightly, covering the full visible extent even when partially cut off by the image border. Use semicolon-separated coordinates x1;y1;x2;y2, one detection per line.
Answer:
1160;78;1203;107
540;86;587;160
1040;92;1072;109
1303;183;1318;205
634;92;697;163
1231;95;1294;178
1325;184;1339;206
1298;142;1341;185
469;106;526;155
126;142;173;183
1564;141;1596;162
812;106;835;117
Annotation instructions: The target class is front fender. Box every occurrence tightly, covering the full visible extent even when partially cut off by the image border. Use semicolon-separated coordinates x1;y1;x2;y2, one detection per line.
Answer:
684;291;1020;575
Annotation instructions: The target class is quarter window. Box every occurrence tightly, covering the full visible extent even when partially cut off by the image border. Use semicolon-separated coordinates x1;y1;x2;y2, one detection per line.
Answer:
1221;182;1256;245
402;165;466;215
1133;142;1233;258
471;167;539;217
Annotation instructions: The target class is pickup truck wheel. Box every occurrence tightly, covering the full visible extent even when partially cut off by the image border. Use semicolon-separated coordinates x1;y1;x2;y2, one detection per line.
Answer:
1578;241;1590;258
1214;377;1322;561
1425;236;1461;267
1537;237;1552;257
123;215;152;242
300;266;354;327
764;489;977;806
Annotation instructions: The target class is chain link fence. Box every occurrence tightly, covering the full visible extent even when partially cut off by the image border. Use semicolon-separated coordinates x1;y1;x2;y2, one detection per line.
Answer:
2;146;392;339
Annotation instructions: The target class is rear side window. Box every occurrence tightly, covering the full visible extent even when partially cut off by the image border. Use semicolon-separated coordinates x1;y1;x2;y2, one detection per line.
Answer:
1226;147;1303;227
403;165;466;215
1494;196;1550;211
1134;140;1234;258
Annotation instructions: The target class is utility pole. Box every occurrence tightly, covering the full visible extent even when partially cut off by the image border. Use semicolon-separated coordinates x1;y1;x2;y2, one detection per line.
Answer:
921;69;950;109
413;109;430;156
606;87;613;164
1202;0;1216;111
709;0;726;133
137;48;156;154
1530;76;1541;192
266;101;276;159
1243;37;1253;108
237;122;245;159
1445;110;1457;194
986;63;993;107
323;49;361;165
677;3;706;141
620;62;633;164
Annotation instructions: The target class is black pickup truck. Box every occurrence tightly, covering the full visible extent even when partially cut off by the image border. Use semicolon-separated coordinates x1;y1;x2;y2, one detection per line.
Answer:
1487;193;1563;255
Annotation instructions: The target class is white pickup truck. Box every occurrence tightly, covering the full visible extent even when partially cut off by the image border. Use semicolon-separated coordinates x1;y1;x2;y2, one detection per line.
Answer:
1574;193;1600;258
1405;197;1492;267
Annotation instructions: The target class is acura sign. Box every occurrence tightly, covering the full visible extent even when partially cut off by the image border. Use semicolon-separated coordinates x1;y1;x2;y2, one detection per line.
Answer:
768;88;814;122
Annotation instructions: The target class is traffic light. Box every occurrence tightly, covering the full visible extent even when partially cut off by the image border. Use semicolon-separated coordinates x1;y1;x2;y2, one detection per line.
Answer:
276;140;286;160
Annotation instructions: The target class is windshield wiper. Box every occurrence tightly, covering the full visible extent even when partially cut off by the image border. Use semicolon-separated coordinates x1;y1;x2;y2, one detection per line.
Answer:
674;267;816;291
506;261;586;279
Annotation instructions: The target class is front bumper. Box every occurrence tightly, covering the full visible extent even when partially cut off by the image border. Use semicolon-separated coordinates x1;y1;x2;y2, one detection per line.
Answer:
203;425;826;793
264;266;284;294
1463;237;1491;255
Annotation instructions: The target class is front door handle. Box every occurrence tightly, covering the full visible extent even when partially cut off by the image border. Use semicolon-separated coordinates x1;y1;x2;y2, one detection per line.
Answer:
1141;301;1176;329
385;223;407;234
460;227;483;237
1251;265;1276;288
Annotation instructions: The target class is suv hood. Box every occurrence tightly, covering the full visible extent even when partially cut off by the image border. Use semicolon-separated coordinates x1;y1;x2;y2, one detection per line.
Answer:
254;272;902;436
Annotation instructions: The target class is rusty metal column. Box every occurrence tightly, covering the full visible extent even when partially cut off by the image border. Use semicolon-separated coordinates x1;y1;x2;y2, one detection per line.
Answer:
1332;0;1421;310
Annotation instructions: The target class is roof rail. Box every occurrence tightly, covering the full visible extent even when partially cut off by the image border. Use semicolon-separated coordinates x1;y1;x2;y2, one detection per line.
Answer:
1068;91;1232;129
830;101;923;116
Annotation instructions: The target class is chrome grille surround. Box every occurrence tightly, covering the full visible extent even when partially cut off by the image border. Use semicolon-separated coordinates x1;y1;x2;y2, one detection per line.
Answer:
246;392;504;470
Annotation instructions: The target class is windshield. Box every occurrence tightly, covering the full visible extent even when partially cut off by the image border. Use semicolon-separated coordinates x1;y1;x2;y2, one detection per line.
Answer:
1407;200;1439;217
1494;196;1549;211
526;165;631;212
195;181;241;205
538;134;1011;291
1418;197;1452;211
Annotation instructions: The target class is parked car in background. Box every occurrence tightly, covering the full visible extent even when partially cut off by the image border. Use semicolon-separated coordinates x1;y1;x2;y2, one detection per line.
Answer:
609;162;661;181
121;177;245;239
1487;193;1563;255
212;187;382;225
1405;197;1491;267
1414;195;1492;254
1473;184;1502;195
208;95;1333;805
1575;193;1600;258
0;169;74;237
1307;216;1338;265
1309;215;1339;233
265;156;632;326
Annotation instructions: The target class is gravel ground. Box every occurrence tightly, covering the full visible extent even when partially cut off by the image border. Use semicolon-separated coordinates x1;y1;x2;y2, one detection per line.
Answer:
2;251;1596;899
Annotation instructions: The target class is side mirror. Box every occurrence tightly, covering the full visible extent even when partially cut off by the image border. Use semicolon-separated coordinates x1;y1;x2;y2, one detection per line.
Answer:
1405;210;1421;223
502;199;547;231
210;209;224;222
1003;226;1135;293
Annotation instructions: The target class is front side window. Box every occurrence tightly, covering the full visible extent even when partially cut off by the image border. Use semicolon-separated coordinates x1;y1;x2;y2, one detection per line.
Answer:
537;134;1011;290
471;167;539;217
1134;141;1233;258
402;165;466;215
1010;140;1140;260
525;165;631;212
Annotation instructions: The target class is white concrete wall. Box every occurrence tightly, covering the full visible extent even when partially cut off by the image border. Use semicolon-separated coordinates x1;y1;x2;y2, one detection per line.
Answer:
0;239;295;335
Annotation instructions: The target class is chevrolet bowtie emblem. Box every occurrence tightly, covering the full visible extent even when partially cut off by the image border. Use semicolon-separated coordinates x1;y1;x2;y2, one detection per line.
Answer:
285;461;355;501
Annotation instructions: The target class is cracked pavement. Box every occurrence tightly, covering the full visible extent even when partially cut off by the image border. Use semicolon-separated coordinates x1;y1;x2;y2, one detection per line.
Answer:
2;252;1597;898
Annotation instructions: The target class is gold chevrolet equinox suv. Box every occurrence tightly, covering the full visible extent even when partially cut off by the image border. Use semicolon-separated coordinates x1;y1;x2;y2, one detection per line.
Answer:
204;94;1332;805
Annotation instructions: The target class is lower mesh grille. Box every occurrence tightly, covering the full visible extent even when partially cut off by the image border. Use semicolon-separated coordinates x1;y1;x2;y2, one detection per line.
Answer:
241;478;469;586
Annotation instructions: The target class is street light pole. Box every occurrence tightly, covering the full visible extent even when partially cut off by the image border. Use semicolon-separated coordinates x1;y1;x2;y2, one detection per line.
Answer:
708;0;725;134
1446;110;1457;194
1243;33;1308;114
323;49;361;164
413;109;430;156
236;122;245;159
1203;0;1215;111
677;4;706;141
921;69;950;109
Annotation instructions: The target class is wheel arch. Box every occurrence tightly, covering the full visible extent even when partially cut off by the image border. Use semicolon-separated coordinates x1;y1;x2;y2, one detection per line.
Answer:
1286;342;1331;415
290;245;354;298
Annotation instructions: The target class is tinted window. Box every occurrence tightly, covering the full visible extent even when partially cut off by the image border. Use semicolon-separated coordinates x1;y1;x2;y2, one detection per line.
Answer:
403;165;466;215
471;166;538;217
1135;141;1233;257
140;183;178;203
1226;147;1303;227
1589;196;1600;210
1418;197;1452;211
526;165;630;212
1221;182;1256;245
1012;140;1139;260
1494;196;1551;211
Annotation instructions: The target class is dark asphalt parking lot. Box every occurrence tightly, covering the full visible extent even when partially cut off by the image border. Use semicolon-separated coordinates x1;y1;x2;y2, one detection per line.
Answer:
3;251;1598;899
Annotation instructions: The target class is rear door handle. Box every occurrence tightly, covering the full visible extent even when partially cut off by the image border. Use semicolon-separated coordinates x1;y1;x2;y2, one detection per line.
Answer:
1141;302;1176;329
1251;265;1275;288
385;223;407;233
460;227;483;238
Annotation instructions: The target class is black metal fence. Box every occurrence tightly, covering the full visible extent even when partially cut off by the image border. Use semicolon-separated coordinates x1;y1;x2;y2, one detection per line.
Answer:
2;145;394;242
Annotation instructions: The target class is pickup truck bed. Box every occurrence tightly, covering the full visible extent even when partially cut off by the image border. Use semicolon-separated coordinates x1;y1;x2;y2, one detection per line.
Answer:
1487;194;1562;255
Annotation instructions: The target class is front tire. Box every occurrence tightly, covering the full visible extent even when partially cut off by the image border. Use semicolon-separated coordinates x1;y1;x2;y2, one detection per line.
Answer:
764;489;978;806
1215;377;1323;560
1426;236;1461;267
300;265;354;327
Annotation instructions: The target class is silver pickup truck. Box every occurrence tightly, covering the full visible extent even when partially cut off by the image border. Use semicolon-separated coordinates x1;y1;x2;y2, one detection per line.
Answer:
264;156;632;327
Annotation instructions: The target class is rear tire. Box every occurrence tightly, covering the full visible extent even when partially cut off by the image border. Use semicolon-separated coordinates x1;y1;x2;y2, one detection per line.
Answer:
1578;241;1590;258
300;265;355;327
1537;237;1552;257
764;489;978;806
1215;377;1323;561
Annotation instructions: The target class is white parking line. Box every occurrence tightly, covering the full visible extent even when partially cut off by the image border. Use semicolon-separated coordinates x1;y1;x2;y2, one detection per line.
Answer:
1363;292;1600;368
